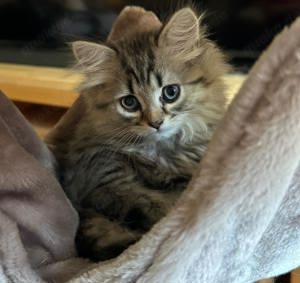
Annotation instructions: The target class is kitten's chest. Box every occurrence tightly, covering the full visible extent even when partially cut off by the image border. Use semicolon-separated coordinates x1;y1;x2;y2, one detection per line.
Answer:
60;146;197;206
131;156;192;191
127;141;202;178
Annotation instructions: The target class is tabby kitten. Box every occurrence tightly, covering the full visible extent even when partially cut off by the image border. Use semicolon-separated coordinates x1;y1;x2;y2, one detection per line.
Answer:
47;7;229;261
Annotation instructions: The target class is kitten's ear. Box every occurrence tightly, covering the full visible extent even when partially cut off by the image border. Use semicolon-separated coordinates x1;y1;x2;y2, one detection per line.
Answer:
72;41;118;88
72;41;116;72
107;6;162;43
159;8;204;60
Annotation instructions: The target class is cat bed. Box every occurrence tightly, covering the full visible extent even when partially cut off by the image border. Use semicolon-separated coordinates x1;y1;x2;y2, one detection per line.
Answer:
1;6;300;283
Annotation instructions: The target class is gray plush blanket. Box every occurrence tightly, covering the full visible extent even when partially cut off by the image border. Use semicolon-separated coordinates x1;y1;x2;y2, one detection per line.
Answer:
1;7;300;283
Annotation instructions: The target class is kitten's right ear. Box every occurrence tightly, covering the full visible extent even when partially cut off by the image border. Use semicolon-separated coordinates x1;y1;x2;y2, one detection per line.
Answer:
72;41;116;72
158;8;204;61
72;41;118;88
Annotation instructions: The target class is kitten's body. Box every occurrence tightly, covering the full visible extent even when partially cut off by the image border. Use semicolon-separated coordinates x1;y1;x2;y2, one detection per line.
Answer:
47;7;229;261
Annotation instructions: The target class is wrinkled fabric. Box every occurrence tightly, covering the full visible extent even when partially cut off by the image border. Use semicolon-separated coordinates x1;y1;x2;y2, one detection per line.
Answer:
1;7;300;283
0;91;80;282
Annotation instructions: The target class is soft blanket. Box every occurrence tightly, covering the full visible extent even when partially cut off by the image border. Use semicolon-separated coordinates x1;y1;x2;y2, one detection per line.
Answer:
1;6;300;283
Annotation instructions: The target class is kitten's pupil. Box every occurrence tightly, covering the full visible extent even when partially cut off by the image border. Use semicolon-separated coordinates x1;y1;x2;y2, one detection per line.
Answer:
120;95;140;112
161;84;181;103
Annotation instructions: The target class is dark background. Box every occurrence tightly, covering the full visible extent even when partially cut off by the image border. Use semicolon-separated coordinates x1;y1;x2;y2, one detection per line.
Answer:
0;0;299;72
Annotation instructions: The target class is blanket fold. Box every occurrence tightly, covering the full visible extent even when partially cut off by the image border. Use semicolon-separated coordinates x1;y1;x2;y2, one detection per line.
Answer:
1;7;300;283
0;91;79;282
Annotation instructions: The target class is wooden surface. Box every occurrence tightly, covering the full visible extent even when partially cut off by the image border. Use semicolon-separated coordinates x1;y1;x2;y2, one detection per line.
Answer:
0;63;245;108
293;268;300;283
0;63;82;107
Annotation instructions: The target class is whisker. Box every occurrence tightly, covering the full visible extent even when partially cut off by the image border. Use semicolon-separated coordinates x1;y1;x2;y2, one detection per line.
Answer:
101;131;137;165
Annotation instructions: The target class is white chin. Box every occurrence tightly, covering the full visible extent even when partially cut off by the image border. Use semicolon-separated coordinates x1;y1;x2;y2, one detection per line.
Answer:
152;126;178;141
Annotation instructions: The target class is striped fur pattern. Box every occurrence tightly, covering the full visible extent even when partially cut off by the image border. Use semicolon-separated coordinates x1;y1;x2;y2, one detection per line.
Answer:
47;8;229;261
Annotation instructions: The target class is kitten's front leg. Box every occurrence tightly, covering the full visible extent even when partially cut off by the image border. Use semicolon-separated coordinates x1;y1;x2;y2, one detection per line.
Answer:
124;194;171;231
87;185;178;232
76;209;142;261
123;188;180;232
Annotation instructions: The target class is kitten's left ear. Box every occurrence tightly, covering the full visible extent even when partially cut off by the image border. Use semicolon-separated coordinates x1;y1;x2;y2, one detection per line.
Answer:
159;8;204;60
72;41;116;70
72;41;118;88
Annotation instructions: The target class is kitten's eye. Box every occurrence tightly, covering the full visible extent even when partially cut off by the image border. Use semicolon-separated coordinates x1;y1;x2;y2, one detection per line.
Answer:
161;84;181;103
120;95;140;112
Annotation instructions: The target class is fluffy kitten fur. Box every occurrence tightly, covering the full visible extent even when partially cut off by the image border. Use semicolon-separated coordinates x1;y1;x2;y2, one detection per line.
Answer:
47;7;229;261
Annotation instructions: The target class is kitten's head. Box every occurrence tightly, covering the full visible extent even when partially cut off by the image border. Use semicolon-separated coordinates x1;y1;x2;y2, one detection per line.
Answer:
49;7;229;161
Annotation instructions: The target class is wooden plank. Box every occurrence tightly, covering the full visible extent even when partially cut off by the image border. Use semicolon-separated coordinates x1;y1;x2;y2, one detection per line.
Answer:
292;268;300;283
0;63;246;108
0;63;82;107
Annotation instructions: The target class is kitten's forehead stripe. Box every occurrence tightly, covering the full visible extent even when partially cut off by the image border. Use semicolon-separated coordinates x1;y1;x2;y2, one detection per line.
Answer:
115;33;158;91
155;73;163;88
127;67;140;85
146;63;154;85
127;78;134;94
146;46;155;85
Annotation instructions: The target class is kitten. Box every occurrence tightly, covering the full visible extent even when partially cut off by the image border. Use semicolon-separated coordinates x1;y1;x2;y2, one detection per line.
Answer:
47;7;229;261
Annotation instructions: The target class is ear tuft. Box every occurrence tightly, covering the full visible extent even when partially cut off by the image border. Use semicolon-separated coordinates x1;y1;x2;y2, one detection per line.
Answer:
72;41;116;71
72;41;117;88
159;8;203;60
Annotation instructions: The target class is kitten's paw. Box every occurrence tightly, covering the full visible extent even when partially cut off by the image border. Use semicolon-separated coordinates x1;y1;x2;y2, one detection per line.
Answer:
124;200;168;231
124;207;156;231
76;213;142;261
77;235;137;261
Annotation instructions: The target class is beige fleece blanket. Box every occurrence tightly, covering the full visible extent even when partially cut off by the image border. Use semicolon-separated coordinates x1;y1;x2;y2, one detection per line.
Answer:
1;7;300;283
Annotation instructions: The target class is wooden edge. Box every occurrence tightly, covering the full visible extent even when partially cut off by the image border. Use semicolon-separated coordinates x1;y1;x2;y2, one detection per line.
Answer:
0;63;82;107
0;63;246;107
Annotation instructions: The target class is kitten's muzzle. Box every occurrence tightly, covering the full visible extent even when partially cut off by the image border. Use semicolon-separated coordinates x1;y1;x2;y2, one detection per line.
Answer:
148;119;163;130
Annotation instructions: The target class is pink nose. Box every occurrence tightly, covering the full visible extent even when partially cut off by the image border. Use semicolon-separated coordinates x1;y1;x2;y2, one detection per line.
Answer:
148;120;163;130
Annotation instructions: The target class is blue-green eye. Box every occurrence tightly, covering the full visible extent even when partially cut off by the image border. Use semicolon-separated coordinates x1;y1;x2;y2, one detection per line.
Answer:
161;84;181;103
120;95;140;112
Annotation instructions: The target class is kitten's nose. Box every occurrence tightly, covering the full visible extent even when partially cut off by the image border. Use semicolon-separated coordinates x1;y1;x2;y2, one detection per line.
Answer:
148;119;163;130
